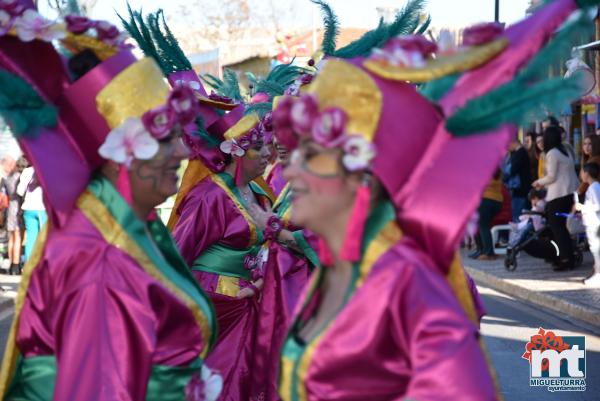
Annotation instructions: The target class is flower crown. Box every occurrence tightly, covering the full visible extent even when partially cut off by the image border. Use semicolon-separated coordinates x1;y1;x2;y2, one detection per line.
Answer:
0;2;128;50
98;85;198;167
272;94;376;172
219;124;264;157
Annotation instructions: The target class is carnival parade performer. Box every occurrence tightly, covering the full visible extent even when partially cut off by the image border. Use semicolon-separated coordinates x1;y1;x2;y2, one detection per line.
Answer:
271;0;597;399
0;2;220;400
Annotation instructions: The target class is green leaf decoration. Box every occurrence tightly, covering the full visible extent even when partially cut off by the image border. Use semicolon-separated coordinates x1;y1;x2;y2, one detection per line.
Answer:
0;70;58;137
311;0;339;56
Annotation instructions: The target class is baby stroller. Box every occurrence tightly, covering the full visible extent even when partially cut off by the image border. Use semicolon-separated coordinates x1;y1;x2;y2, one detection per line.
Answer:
504;210;586;271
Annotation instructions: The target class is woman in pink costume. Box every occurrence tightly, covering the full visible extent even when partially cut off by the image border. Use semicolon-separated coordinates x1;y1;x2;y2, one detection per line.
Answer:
271;0;596;399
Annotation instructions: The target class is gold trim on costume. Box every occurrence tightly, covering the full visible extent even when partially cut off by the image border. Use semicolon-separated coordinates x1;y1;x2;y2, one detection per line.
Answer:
223;114;261;141
210;174;258;247
61;31;120;61
363;39;508;83
215;275;241;297
96;58;170;129
78;191;213;358
307;60;383;142
0;225;48;398
167;160;214;230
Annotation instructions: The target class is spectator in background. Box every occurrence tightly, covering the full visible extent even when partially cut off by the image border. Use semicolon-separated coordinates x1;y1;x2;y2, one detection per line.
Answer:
469;169;503;261
536;134;545;179
533;126;580;271
503;138;532;222
578;134;600;198
17;163;46;266
1;156;23;275
525;131;539;181
542;116;576;163
575;162;600;287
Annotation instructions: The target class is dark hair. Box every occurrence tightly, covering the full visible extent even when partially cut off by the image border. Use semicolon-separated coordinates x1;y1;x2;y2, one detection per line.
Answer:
68;49;102;81
528;188;546;201
583;162;600;180
545;116;560;127
543;126;567;156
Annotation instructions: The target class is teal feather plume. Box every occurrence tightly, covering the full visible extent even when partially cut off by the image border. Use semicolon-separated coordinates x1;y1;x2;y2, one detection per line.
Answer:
416;14;431;35
311;0;339;56
0;70;57;137
201;69;244;102
333;0;429;59
446;76;583;136
420;74;460;102
119;5;165;71
244;102;274;118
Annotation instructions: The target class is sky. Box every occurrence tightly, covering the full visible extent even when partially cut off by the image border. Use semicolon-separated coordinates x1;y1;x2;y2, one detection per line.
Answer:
39;0;532;30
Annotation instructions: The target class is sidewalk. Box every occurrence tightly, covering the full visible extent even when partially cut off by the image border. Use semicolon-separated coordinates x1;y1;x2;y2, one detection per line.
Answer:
463;249;600;331
0;273;19;314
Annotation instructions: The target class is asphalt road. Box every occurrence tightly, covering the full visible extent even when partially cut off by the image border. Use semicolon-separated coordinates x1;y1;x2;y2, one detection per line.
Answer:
480;286;600;401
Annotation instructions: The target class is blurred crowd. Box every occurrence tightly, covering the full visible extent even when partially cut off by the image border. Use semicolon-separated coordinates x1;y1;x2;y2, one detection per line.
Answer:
468;117;600;286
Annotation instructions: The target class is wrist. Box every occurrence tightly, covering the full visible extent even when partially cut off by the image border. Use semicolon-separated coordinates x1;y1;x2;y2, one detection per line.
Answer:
264;215;283;241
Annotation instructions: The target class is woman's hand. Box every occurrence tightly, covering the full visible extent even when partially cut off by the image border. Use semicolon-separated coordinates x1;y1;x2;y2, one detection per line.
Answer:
248;204;276;231
532;180;542;190
236;279;264;299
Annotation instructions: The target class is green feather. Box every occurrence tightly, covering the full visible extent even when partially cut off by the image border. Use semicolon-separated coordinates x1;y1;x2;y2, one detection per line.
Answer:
119;5;166;73
446;76;582;136
519;14;593;82
223;69;243;101
575;0;600;9
420;74;460;102
416;14;431;35
311;0;339;56
0;70;57;137
244;102;273;118
333;0;429;58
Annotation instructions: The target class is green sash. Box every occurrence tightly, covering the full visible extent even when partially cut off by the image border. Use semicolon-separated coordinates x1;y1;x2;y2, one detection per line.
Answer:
7;355;203;401
192;243;258;280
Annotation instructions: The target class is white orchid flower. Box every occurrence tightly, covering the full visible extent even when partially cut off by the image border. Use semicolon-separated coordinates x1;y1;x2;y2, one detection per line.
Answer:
201;365;223;401
98;118;160;167
219;139;245;157
342;136;376;172
15;9;65;42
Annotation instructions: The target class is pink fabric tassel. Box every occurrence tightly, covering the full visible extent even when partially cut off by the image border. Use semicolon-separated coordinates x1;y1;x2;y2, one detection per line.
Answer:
318;237;334;267
117;165;133;205
234;157;243;187
340;182;371;262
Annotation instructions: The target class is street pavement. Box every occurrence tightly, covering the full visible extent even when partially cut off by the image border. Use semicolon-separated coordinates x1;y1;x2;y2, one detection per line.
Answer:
480;285;600;401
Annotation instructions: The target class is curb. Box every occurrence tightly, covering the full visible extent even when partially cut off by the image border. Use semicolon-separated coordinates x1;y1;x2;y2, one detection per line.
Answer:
465;266;600;330
0;296;14;314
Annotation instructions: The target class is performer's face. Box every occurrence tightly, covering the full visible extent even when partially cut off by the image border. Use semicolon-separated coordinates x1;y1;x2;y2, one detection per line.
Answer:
130;126;190;208
274;138;290;165
283;139;359;233
242;139;272;180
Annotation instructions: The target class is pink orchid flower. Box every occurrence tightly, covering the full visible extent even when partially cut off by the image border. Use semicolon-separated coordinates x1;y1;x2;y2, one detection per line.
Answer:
15;9;65;42
185;365;223;401
219;139;246;157
311;107;347;148
290;94;319;135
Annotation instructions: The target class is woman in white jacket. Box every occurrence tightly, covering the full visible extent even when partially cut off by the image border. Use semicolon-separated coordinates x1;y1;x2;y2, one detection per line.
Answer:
533;126;579;270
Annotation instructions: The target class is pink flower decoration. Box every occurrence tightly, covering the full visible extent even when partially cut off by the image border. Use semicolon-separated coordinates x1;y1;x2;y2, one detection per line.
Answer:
462;22;505;47
290;94;319;134
272;96;294;128
250;92;269;104
168;85;198;125
244;255;259;270
15;9;65;42
98;118;159;167
0;0;25;16
388;35;438;57
311;107;347;148
65;14;93;34
274;127;298;150
95;20;119;40
142;105;176;140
